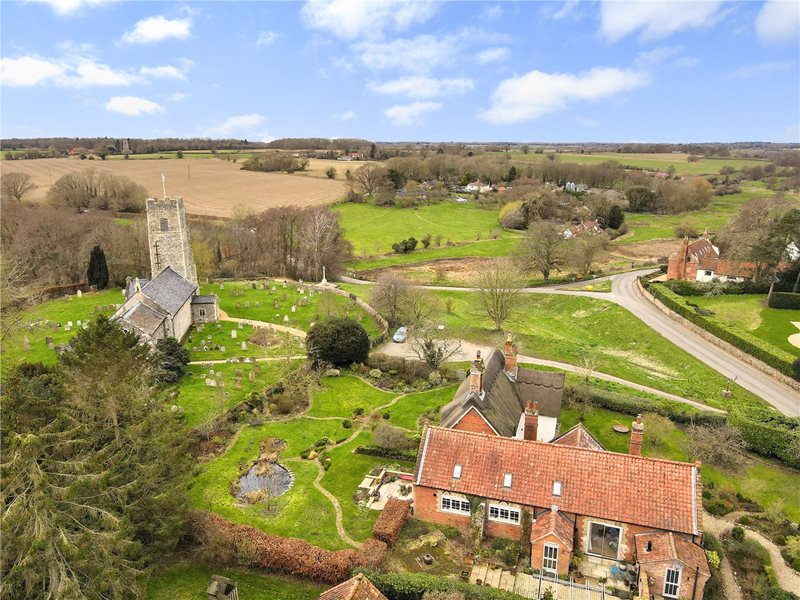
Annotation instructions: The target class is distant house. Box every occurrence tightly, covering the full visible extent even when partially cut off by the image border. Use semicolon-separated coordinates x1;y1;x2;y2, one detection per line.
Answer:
564;182;589;193
665;233;774;283
563;219;602;239
465;180;493;193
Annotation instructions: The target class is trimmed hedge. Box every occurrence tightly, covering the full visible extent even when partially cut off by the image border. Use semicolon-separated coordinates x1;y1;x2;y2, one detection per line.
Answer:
372;498;410;546
188;510;387;583
663;279;771;296
353;568;526;600
768;292;800;310
728;408;800;469
355;445;418;462
644;281;796;379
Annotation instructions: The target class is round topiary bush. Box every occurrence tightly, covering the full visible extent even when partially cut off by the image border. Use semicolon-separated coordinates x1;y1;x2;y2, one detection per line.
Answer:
306;317;370;367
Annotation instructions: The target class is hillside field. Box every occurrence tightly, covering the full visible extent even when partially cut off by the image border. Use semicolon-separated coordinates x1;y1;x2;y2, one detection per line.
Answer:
0;157;346;217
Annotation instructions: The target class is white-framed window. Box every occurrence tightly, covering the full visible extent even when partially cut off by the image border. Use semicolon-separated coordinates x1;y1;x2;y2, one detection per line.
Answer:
453;464;462;479
663;567;681;598
587;522;621;560
441;495;470;515
488;503;520;524
543;543;559;574
503;473;512;488
552;480;562;496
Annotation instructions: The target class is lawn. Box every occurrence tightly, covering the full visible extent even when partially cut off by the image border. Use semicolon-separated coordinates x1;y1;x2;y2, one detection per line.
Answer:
2;288;123;366
307;375;396;419
146;563;324;599
383;385;457;430
684;294;800;355
431;290;765;410
201;280;382;339
185;320;305;361
175;361;295;428
559;405;800;521
501;151;771;176
334;201;512;257
189;417;348;550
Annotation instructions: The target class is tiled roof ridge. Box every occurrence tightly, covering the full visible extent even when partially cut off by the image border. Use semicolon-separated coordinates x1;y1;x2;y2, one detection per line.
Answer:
425;425;695;469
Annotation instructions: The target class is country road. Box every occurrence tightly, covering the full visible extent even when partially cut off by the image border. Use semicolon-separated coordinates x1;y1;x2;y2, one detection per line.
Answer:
340;270;799;417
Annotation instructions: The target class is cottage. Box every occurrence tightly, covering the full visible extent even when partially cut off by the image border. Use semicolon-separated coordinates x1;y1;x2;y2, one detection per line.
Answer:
666;234;757;283
563;219;602;239
412;420;710;598
465;180;493;193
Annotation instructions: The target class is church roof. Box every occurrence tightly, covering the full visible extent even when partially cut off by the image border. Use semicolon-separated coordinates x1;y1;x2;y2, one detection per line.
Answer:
120;300;167;335
440;349;564;437
191;294;217;304
140;266;197;315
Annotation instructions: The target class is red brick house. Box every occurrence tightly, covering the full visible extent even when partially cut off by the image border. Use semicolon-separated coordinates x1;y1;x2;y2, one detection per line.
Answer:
319;573;387;600
563;219;603;239
666;234;765;283
412;422;710;599
439;338;565;442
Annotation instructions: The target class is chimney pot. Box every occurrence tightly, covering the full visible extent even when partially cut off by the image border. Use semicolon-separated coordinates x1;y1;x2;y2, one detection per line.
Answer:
630;414;644;455
524;401;539;441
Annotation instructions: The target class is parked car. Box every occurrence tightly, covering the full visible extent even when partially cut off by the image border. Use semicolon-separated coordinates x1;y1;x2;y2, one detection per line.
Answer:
392;326;408;343
454;196;468;204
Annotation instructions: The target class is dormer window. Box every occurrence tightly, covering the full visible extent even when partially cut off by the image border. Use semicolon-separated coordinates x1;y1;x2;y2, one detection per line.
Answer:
553;480;562;496
503;473;512;488
453;464;462;479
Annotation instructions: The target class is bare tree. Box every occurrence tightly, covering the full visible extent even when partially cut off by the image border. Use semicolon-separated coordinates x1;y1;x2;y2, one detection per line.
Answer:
349;163;387;196
688;423;746;469
472;259;524;330
400;286;439;327
1;172;36;202
0;254;40;343
515;221;566;281
409;320;462;372
300;207;350;281
578;350;600;382
370;273;411;326
567;233;608;278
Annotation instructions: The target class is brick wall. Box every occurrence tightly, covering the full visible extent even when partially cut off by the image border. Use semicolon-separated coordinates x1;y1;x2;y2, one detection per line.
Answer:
530;534;571;576
640;560;709;600
413;485;472;530
485;515;523;541
450;408;497;436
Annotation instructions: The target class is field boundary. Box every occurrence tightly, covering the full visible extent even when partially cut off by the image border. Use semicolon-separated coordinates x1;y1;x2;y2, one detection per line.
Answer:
637;280;800;393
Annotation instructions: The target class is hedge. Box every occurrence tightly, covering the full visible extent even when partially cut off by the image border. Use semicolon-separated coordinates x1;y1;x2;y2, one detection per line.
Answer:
353;568;526;600
662;280;771;296
187;510;387;583
768;292;800;310
644;281;796;379
372;498;410;546
728;408;800;469
355;445;418;462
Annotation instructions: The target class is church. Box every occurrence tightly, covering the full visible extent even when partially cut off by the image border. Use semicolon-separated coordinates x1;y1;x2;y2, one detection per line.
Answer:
113;196;218;344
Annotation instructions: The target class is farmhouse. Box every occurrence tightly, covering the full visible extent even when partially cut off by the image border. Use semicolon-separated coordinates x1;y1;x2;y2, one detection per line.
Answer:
439;338;565;442
667;235;757;283
113;196;217;344
465;180;493;193
413;422;710;598
563;219;602;239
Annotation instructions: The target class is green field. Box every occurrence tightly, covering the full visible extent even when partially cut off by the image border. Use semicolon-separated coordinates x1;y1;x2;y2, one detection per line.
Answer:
2;288;123;365
334;202;511;257
201;280;382;338
684;294;800;356
147;563;325;599
501;151;771;176
307;375;396;418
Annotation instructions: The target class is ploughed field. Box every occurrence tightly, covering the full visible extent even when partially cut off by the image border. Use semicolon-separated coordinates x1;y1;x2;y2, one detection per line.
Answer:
0;158;346;217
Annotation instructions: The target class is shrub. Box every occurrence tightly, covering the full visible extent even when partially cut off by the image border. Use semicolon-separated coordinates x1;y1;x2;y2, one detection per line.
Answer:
342;419;352;429
498;201;526;230
155;337;191;383
306;318;370;367
373;424;413;450
732;526;746;542
392;238;418;253
188;511;386;583
354;445;418;462
372;498;410;546
768;292;800;310
354;568;524;600
674;221;700;238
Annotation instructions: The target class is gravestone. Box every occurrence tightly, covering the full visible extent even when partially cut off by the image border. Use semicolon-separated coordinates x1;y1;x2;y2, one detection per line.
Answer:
238;322;243;329
273;299;279;309
283;315;289;323
231;330;237;339
67;321;73;328
220;283;225;290
252;283;257;289
219;346;225;353
77;289;82;297
271;286;276;292
291;305;296;313
22;336;30;351
255;301;260;307
249;370;256;381
82;324;88;330
205;378;216;387
244;301;250;308
240;341;247;351
234;379;241;389
94;305;100;313
253;365;261;375
209;368;215;376
235;302;241;309
217;323;222;329
235;369;243;379
217;378;225;388
77;320;81;326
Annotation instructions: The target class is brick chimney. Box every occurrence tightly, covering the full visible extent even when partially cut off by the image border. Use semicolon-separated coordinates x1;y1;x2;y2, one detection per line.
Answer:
630;414;644;455
503;333;518;378
524;400;539;441
469;350;484;395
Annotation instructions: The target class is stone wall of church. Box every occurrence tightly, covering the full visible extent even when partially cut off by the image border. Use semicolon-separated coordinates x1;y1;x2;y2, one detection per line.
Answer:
171;300;194;342
146;197;198;284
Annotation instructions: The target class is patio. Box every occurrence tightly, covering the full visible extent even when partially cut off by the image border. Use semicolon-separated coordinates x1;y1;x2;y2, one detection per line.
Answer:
356;468;414;510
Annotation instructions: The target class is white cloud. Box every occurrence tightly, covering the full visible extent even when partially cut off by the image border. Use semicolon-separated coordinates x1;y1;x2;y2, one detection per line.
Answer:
1;51;137;88
756;0;800;43
574;116;600;128
167;92;186;102
1;56;65;87
730;60;795;79
257;30;279;46
483;4;503;20
140;65;185;80
334;110;356;121
121;16;192;45
29;0;119;16
301;0;437;40
599;1;726;42
368;76;473;99
355;34;458;72
105;96;164;116
481;67;650;124
384;101;442;125
203;114;272;141
476;47;510;65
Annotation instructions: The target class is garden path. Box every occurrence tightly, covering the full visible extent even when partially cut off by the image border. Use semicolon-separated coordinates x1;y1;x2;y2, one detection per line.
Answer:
189;355;306;365
703;511;800;595
217;307;307;339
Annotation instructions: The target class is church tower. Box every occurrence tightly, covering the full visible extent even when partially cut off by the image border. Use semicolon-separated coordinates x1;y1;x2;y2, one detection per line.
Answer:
146;196;198;284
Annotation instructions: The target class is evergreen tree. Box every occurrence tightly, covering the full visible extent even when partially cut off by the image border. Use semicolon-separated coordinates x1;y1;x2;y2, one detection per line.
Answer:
155;337;191;384
86;245;109;289
1;318;191;599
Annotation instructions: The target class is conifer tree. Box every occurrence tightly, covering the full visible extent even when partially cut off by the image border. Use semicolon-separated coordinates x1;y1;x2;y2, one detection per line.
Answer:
86;245;109;289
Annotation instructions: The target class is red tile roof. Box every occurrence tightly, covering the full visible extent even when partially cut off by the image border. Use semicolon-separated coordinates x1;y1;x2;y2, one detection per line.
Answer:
319;574;387;600
415;427;699;535
551;423;605;451
531;509;574;551
635;532;710;577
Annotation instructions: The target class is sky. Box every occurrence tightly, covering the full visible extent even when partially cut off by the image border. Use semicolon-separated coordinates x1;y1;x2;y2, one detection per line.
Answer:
1;0;799;143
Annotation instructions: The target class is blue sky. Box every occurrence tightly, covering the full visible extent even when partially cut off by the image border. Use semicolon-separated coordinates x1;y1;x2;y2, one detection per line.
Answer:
1;0;799;143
